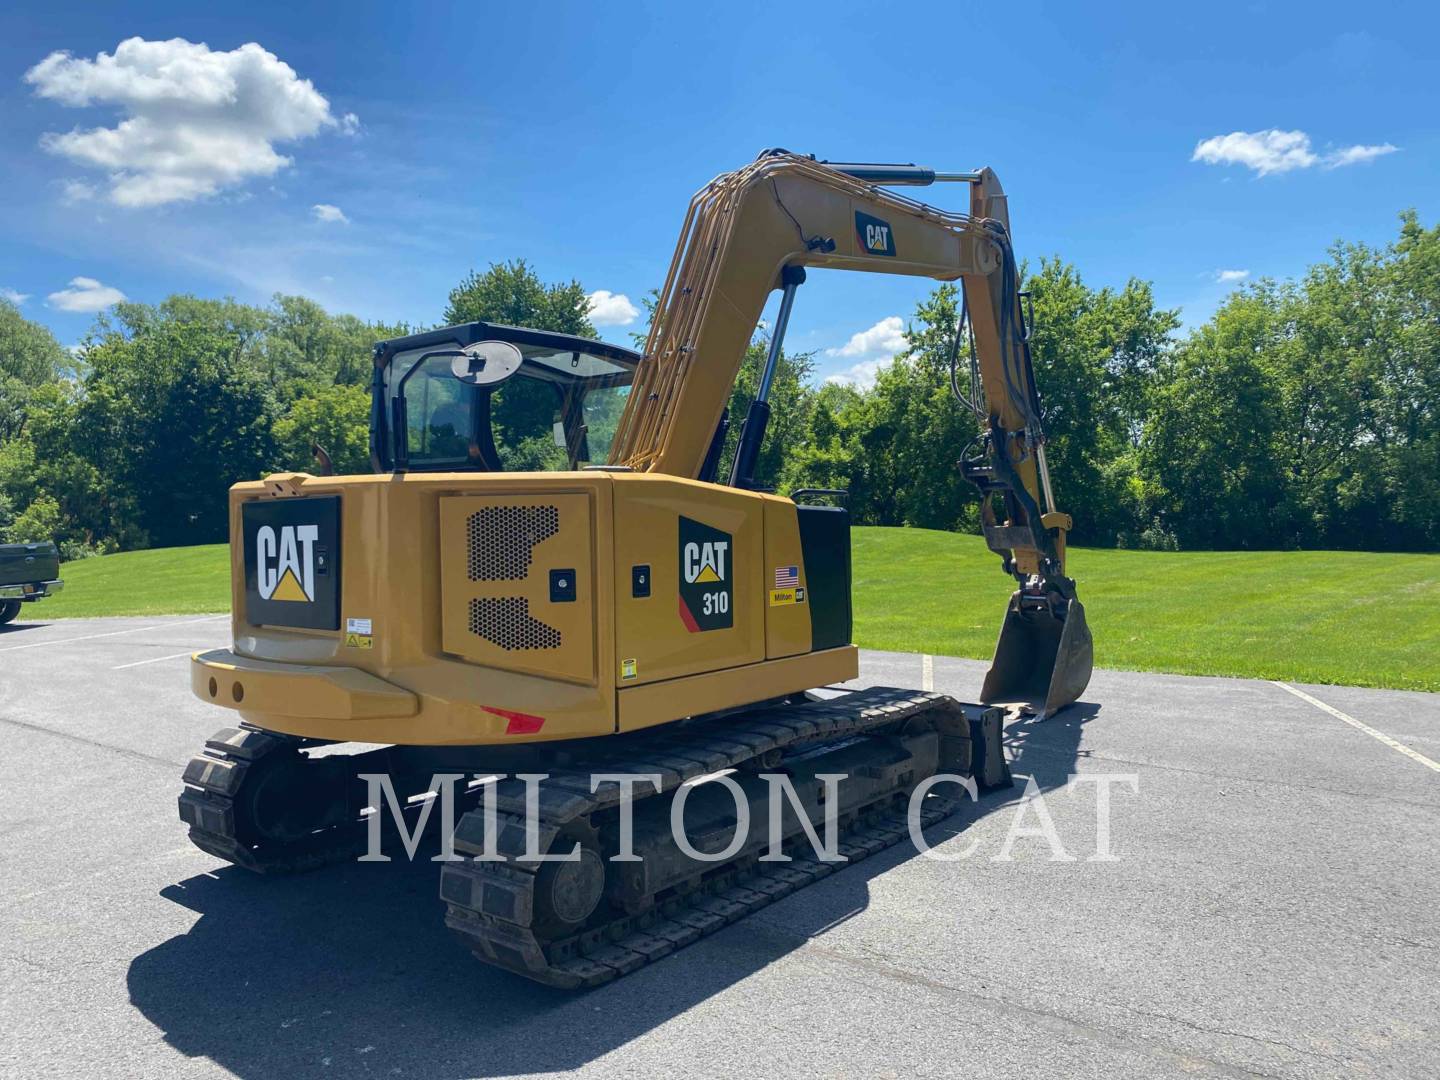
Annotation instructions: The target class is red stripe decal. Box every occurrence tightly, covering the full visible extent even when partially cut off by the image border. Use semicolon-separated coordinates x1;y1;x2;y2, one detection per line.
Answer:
677;594;701;633
481;706;546;735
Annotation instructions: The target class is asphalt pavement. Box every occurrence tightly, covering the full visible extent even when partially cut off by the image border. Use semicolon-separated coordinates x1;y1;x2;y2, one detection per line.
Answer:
1;615;1437;1079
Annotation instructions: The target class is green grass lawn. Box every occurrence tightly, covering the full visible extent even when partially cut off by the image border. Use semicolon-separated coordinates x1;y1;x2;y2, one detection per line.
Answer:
32;531;1440;691
37;544;231;619
854;527;1440;692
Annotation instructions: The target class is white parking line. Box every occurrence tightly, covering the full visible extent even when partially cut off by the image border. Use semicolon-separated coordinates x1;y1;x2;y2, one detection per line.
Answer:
0;614;227;653
1273;681;1440;774
111;650;197;670
922;653;934;692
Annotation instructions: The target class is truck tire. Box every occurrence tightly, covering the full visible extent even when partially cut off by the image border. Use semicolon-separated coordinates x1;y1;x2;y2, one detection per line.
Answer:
0;600;21;625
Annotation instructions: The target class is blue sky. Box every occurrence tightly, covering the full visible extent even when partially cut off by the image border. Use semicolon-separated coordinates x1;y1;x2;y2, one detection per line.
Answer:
1;1;1434;385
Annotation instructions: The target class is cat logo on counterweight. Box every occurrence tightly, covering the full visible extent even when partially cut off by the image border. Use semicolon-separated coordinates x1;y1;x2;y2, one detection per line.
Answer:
255;524;318;602
243;495;341;631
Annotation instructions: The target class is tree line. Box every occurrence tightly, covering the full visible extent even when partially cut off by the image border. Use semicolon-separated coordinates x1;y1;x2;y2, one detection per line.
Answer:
0;213;1435;558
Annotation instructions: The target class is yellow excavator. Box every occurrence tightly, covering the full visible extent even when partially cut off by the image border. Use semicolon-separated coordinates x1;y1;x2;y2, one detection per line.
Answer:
178;150;1092;987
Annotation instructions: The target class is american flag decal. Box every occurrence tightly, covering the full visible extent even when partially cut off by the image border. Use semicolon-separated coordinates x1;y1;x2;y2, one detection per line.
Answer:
774;565;799;588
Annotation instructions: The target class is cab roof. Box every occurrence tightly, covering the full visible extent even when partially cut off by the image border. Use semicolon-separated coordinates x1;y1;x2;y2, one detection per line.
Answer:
373;321;642;379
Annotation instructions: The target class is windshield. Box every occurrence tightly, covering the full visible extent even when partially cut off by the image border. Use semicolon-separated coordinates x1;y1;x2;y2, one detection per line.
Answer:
387;341;634;471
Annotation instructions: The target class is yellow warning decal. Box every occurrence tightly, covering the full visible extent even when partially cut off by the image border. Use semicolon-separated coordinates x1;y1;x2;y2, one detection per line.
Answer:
620;657;638;680
272;567;309;602
345;633;373;649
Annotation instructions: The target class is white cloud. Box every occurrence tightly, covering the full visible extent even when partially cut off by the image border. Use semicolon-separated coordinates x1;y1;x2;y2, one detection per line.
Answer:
827;315;907;359
1;287;31;306
1192;129;1316;175
25;37;355;207
1323;142;1398;168
824;357;890;390
1215;269;1250;283
340;112;360;136
312;203;350;224
1192;129;1399;176
586;289;640;327
47;276;127;312
60;179;97;203
821;315;908;389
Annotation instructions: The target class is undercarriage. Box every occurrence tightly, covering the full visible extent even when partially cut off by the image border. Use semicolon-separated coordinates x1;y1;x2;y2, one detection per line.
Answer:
180;686;1010;988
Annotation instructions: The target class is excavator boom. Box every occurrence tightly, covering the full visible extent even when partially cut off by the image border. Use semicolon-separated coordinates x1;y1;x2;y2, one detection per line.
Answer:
612;150;1092;716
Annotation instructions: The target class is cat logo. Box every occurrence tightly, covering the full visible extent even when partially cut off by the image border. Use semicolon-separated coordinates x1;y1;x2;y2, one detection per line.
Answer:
678;516;733;632
683;538;729;584
255;524;318;603
855;211;896;257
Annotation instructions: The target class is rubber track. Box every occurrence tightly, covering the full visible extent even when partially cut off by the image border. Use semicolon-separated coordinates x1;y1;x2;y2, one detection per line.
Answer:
178;686;1001;986
438;686;992;988
178;726;369;874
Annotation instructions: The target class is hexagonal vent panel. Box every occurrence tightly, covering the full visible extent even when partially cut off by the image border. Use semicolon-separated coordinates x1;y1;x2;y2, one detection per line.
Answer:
468;597;562;651
466;504;559;582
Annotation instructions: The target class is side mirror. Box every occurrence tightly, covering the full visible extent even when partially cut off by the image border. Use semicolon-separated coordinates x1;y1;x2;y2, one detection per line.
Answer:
451;340;523;386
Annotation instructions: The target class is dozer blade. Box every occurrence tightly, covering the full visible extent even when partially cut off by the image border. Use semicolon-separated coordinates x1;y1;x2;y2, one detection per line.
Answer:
980;592;1093;719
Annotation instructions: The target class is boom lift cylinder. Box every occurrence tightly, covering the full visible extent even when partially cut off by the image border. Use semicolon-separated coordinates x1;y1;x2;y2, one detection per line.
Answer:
730;264;805;490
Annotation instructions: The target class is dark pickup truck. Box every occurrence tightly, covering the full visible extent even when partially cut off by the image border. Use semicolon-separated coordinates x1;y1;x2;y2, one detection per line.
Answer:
0;541;63;623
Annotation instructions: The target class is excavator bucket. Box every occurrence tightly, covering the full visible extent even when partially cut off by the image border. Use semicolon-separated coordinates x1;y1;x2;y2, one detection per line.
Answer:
980;592;1093;719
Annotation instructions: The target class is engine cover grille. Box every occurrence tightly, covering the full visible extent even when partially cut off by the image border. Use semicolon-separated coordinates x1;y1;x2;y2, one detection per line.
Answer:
439;493;594;684
468;597;562;651
466;505;559;581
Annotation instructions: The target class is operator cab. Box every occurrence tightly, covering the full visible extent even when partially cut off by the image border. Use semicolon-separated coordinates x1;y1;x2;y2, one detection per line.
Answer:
371;322;639;472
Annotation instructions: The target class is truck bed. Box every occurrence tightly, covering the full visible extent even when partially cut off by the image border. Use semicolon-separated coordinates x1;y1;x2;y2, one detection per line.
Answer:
0;542;63;602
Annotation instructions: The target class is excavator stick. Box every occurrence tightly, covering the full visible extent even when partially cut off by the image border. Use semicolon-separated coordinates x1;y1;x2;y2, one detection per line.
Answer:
981;590;1093;719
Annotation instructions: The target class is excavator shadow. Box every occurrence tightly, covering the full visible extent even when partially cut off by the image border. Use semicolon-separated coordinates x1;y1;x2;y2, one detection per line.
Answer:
127;703;1098;1078
1003;701;1103;790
